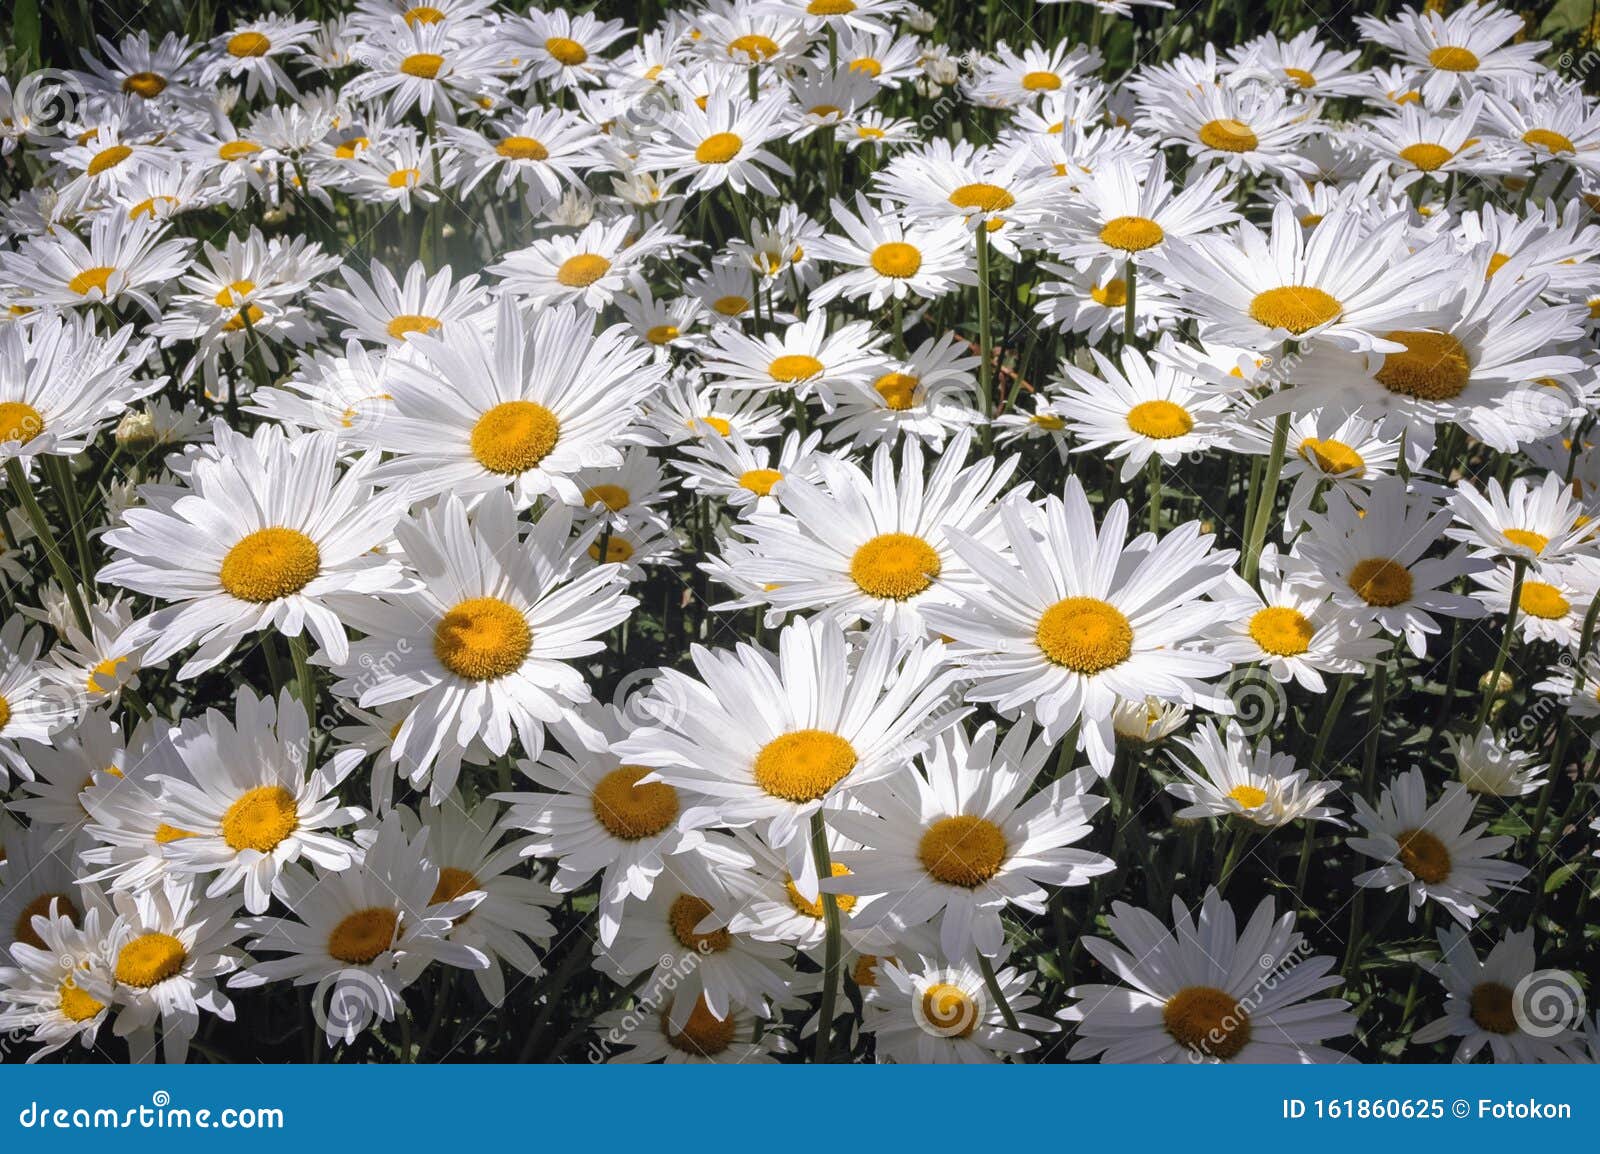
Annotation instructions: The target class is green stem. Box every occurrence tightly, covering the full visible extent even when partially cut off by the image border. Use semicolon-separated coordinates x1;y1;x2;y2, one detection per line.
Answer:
809;810;843;1064
1123;258;1136;345
1473;556;1527;732
5;458;89;633
977;953;1020;1033
289;632;317;720
1242;413;1290;587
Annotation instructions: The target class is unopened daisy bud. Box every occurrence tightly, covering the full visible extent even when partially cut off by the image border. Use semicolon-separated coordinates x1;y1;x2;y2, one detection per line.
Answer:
114;409;158;452
905;8;936;31
1112;696;1188;747
1478;669;1515;700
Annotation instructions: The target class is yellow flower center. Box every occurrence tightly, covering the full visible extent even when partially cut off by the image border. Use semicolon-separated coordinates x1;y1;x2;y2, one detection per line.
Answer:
87;144;132;176
327;908;399;964
470;400;560;473
87;655;130;694
1501;528;1548;554
386;313;441;339
400;52;444;78
668;894;730;952
1398;142;1452;171
1099;215;1165;252
591;766;679;840
0;694;10;734
405;5;445;24
645;323;680;345
850;532;941;599
429;866;479;909
0;401;44;445
129;194;178;219
785;863;856;918
711;295;749;317
918;815;1007;887
122;71;167;98
1428;45;1479;71
1198;118;1258;152
1300;437;1364;476
850;57;882;77
589;536;634;564
14;893;78;951
1164;986;1250;1059
752;729;858;802
433;597;532;681
1519;581;1569;619
691;415;733;436
387;167;421;189
1091;278;1127;307
227;31;271;57
334;137;370;159
867;371;919;410
769;354;824;383
1022;70;1061;91
948;182;1015;212
852;953;886;987
219;527;320;602
1037;597;1133;672
694;132;743;164
115;932;186;987
1348;557;1413;607
583;484;631;512
496;135;549;161
728;34;783;64
219;141;262;164
545;37;589;65
739;468;783;496
870;241;922;278
920;983;978;1037
1248;606;1314;657
1031;413;1066;430
1227;784;1269;808
663;997;736;1056
1248;286;1343;334
69;266;116;296
1522;128;1574;154
1395;828;1451;883
221;785;299;853
1469;982;1518;1034
556;253;612;287
1284;67;1316;88
59;979;105;1022
154;824;198;844
1373;330;1470;400
221;304;265;332
808;0;857;12
1126;399;1193;439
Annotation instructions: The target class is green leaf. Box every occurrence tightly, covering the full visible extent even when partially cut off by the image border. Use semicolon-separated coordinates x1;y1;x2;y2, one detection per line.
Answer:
1544;862;1580;894
11;0;40;71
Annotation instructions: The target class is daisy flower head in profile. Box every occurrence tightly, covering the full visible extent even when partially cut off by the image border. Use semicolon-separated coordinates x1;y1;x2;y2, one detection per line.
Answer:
866;949;1055;1063
1206;547;1388;691
636;77;795;196
1043;153;1239;269
1448;470;1594;569
828;719;1115;960
1141;77;1323;177
330;489;636;798
0;210;193;320
807;193;976;310
1054;339;1234;483
674;427;823;517
921;476;1237;775
1223;27;1365;97
444;106;602;210
151;687;365;915
105;876;248;1064
818;332;984;451
1165;720;1344;829
613;614;959;903
201;16;321;101
1363;94;1512;192
1411;926;1581;1062
1349;768;1526;925
232;811;489;1048
508;7;631;90
0;614;74;785
724;430;1020;640
1284;477;1489;658
311;259;491;349
496;699;712;946
490;215;679;310
0;310;160;467
343;17;507;125
365;295;663;508
1151;202;1454;355
1446;726;1547;798
964;39;1102;109
698;310;885;405
873;138;1050;251
0;896;115;1062
1062;888;1355;1063
99;424;408;678
1268;411;1406;534
594;995;794;1064
1356;2;1548;107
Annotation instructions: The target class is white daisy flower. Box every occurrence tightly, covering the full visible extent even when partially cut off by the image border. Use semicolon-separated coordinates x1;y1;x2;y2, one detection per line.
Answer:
0;897;116;1063
1411;925;1578;1062
867;949;1054;1063
1166;720;1344;828
1446;726;1547;798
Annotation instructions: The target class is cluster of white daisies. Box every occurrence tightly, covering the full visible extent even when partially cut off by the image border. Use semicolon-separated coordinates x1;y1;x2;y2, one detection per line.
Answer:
0;0;1598;1065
